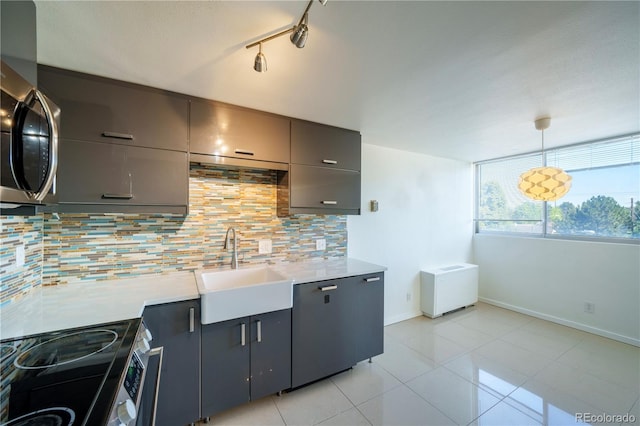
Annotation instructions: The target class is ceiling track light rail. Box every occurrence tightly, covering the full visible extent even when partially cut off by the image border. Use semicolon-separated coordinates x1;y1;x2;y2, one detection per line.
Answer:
245;0;327;72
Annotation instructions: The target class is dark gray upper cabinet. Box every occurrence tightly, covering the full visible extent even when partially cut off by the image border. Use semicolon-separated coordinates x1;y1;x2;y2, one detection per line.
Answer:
201;309;291;418
190;99;290;167
291;273;384;388
55;140;188;214
291;119;361;171
38;65;188;152
37;65;189;214
139;300;201;426
1;1;37;86
290;165;361;211
279;119;362;216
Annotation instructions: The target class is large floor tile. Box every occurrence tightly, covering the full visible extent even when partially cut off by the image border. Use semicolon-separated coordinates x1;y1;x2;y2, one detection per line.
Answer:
384;316;441;344
443;352;528;397
406;367;502;425
317;407;372;426
499;326;581;360
474;339;553;377
455;313;526;338
204;396;285;426
535;361;639;415
471;400;543;426
357;385;455;426
404;332;470;364
432;320;495;351
330;362;402;406
372;338;437;383
274;380;354;426
505;379;609;426
556;335;640;391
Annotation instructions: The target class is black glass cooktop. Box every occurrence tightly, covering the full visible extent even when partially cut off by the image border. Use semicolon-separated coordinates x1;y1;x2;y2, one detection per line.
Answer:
0;318;140;426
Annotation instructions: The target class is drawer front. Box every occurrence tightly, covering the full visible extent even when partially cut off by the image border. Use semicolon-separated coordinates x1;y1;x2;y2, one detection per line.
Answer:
38;66;188;151
57;140;188;206
290;165;360;210
190;99;290;164
291;119;361;171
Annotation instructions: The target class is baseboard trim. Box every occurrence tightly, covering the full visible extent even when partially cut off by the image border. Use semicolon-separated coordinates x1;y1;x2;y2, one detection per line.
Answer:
479;297;640;347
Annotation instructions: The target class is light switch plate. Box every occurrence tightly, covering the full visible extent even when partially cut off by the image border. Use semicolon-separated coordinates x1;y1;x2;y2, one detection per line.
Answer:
316;239;326;251
258;239;272;254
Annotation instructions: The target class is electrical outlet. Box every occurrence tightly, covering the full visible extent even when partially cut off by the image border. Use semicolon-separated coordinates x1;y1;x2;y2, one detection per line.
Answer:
316;239;326;250
584;302;595;314
258;239;272;254
16;245;25;268
406;292;411;302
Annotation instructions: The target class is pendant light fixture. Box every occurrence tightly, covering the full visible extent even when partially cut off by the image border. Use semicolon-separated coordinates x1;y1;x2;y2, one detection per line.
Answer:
518;117;572;201
245;0;326;72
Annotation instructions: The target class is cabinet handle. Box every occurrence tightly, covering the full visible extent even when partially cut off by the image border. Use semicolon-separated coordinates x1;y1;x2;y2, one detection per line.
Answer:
241;323;246;346
322;159;338;165
321;201;337;205
101;193;133;200
148;346;164;426
365;277;381;283
102;131;134;140
256;320;262;343
189;307;195;333
234;149;255;156
319;284;338;292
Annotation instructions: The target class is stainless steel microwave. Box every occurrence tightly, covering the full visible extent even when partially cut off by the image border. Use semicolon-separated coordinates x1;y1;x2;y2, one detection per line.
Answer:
1;60;59;208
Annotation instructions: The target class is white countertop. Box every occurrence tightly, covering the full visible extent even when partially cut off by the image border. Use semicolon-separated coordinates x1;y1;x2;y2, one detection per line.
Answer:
0;258;386;340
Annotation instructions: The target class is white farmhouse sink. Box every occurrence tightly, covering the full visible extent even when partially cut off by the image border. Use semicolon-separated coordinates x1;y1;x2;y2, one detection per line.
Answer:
195;266;293;324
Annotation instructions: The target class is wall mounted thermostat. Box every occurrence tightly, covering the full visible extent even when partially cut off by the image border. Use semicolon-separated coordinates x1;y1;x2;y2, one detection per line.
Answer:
370;200;379;212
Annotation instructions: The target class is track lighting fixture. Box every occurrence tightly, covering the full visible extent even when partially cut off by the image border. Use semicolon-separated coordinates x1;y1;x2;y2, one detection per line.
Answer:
254;43;267;72
245;0;326;72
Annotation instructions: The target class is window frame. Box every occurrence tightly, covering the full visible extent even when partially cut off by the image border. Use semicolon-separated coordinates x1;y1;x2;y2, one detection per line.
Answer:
474;133;640;245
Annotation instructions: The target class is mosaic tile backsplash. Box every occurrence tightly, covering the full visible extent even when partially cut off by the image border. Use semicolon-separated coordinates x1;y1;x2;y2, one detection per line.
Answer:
0;215;43;305
1;164;347;299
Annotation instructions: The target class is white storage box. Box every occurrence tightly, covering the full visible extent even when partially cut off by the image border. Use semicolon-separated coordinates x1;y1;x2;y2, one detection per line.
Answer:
420;263;478;318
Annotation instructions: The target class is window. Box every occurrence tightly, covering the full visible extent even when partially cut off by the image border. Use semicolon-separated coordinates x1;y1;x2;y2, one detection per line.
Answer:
475;134;640;242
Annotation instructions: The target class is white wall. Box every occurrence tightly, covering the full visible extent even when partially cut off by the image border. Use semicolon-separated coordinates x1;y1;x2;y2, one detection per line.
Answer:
474;234;640;346
348;143;474;325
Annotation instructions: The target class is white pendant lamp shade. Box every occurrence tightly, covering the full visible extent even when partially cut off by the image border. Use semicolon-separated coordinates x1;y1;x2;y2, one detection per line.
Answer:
518;166;572;201
518;117;572;202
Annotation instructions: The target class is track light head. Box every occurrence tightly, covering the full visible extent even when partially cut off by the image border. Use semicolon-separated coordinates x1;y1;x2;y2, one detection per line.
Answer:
254;44;267;72
290;21;308;48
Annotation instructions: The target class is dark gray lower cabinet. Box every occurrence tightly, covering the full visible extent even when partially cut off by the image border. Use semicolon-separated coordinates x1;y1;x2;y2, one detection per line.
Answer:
138;300;200;426
292;273;384;388
201;309;291;418
352;273;385;362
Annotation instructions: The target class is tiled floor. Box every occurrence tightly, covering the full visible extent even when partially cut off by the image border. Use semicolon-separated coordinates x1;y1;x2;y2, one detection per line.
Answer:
198;303;640;425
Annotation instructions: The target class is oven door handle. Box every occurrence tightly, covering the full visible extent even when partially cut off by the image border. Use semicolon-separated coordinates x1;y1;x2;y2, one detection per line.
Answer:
148;346;164;426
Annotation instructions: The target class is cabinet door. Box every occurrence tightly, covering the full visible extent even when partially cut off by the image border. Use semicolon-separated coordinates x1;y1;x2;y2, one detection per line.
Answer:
291;279;355;388
38;65;188;151
201;317;251;417
140;300;200;426
190;99;290;164
250;309;291;400
57;139;188;207
290;165;360;211
350;273;385;363
291;119;361;171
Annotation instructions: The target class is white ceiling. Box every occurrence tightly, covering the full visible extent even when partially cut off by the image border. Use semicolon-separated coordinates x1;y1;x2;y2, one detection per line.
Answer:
35;1;639;162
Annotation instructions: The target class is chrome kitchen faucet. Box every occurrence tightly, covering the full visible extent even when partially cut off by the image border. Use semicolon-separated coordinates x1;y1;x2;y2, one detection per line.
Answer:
224;227;239;269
